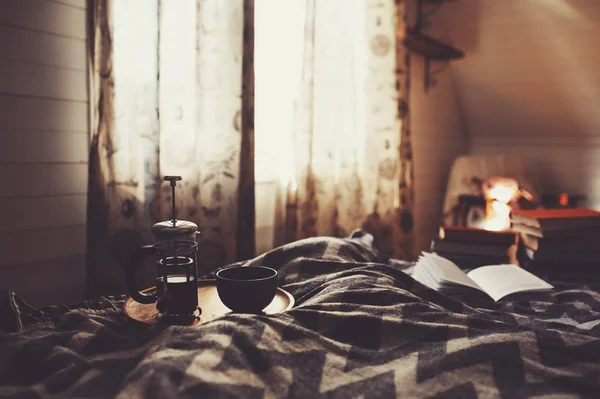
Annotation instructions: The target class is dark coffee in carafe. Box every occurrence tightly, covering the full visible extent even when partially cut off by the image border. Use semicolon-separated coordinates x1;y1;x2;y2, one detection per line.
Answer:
127;240;199;318
156;275;198;315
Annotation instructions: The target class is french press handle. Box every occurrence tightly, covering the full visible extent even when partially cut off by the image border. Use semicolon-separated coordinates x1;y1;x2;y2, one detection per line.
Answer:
126;245;157;304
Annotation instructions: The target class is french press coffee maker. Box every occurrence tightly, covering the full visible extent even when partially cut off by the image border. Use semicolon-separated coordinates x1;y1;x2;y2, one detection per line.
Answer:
126;176;201;319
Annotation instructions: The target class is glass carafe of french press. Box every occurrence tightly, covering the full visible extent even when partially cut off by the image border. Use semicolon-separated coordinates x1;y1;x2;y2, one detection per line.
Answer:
126;176;201;319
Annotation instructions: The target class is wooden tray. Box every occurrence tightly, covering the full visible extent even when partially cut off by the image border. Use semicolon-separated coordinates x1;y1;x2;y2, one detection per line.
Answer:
123;279;295;326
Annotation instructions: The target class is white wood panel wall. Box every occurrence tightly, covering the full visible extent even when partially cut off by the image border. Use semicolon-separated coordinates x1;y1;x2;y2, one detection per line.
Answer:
411;56;468;255
0;0;88;306
406;1;469;255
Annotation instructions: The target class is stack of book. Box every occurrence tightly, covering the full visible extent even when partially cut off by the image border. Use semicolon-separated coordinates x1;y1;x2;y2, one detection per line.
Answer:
430;226;518;269
511;208;600;277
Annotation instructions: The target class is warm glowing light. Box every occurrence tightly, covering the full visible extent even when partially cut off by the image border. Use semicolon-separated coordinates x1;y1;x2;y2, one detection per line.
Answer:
559;192;569;207
483;177;519;205
480;201;512;231
478;177;520;231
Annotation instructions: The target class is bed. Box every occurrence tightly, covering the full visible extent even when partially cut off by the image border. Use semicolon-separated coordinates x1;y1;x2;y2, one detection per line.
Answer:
1;232;599;398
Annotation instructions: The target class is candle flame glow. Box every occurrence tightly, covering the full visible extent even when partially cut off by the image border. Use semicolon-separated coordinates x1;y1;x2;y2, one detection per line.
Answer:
476;177;521;231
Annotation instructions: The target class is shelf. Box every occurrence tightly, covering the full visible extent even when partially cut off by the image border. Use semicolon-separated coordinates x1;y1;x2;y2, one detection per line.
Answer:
403;30;464;61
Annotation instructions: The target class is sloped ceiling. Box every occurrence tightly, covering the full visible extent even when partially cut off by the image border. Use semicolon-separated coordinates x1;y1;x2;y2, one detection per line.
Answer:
432;0;600;140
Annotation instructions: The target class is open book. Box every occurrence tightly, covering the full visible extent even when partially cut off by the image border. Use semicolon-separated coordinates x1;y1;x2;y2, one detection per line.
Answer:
414;252;554;302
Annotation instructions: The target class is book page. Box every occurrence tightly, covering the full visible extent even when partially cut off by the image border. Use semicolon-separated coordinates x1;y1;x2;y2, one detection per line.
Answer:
467;265;553;302
425;253;483;291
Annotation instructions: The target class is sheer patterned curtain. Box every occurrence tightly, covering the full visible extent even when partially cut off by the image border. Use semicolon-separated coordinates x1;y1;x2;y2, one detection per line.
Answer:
87;0;413;298
281;0;414;259
87;0;254;297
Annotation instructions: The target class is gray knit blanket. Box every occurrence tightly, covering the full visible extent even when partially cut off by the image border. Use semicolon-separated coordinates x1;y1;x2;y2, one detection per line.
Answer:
1;233;599;398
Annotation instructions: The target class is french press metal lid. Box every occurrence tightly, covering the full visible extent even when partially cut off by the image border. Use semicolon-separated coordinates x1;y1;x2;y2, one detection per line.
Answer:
151;176;199;242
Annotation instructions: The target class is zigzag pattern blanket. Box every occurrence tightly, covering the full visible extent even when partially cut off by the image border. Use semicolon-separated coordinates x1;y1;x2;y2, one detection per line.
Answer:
1;234;600;398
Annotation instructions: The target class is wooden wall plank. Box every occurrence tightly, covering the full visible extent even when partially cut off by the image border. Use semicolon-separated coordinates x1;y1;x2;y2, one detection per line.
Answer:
1;255;86;306
0;0;86;40
0;224;86;267
0;61;87;101
0;0;89;305
0;164;88;197
0;132;88;163
0;95;88;133
0;195;87;232
0;25;87;71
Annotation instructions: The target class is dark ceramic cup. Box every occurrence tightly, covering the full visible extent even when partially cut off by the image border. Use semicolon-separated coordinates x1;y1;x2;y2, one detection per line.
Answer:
216;266;278;313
